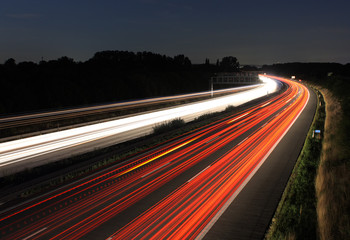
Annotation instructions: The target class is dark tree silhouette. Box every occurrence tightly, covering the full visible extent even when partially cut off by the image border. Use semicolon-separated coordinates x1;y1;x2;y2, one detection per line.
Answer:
0;51;223;115
3;52;349;116
220;56;239;72
241;65;258;71
4;58;16;67
174;55;191;67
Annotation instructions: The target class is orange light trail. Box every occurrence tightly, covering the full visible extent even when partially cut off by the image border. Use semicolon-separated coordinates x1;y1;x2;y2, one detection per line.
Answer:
107;76;309;240
0;76;309;240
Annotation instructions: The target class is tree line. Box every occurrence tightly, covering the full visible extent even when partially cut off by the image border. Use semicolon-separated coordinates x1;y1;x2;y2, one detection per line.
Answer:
261;61;350;143
261;62;350;81
0;51;240;115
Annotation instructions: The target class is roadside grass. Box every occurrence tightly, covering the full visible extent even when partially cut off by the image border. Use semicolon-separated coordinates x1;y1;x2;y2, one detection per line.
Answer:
153;118;186;135
262;73;350;240
315;87;350;240
265;87;325;240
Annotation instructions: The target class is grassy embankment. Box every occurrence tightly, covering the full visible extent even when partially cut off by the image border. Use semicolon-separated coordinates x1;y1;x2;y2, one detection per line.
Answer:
265;87;325;240
266;79;350;239
315;87;350;240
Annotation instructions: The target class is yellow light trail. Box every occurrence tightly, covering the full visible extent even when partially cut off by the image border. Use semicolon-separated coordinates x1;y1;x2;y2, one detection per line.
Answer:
114;137;199;178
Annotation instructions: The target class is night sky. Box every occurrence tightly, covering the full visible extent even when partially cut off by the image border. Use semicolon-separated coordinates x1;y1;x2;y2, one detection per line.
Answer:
1;0;350;65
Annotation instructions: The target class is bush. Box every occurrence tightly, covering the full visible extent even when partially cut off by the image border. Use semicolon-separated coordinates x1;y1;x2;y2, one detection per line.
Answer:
152;118;185;135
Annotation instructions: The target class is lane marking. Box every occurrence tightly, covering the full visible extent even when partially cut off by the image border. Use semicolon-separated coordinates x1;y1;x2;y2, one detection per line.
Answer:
195;81;310;240
205;136;219;144
141;162;170;178
187;165;211;183
22;227;47;240
260;101;271;108
237;137;248;146
261;122;268;128
227;112;251;124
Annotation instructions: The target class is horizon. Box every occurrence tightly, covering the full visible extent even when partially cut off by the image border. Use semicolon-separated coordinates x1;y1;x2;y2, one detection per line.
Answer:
2;50;349;67
1;1;350;65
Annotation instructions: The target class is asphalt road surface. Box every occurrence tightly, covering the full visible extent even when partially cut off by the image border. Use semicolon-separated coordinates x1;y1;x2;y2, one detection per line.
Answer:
203;77;316;240
0;85;259;130
0;76;314;240
0;80;277;177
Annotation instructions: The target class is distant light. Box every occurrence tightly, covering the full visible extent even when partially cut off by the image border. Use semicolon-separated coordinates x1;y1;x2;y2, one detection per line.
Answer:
299;79;302;82
291;76;296;79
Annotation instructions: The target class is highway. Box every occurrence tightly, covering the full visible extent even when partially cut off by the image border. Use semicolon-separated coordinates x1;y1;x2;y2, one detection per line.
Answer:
0;85;260;130
0;76;311;239
0;79;278;176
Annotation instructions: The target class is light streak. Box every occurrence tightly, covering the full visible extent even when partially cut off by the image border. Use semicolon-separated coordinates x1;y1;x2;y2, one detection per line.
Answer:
141;162;170;178
113;137;198;179
0;85;260;124
22;227;47;240
187;165;211;183
260;101;271;107
106;76;309;240
0;81;278;174
0;75;310;240
227;111;251;124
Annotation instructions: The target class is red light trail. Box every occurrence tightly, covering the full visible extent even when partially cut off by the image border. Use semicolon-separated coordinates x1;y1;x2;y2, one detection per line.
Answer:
0;76;309;240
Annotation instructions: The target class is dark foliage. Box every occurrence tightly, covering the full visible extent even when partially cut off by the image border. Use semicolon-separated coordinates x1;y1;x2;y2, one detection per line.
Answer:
218;56;240;72
152;118;186;135
261;62;350;82
262;62;350;148
0;51;239;115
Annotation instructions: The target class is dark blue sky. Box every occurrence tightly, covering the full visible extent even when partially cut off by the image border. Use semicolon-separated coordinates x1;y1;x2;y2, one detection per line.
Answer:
1;0;350;65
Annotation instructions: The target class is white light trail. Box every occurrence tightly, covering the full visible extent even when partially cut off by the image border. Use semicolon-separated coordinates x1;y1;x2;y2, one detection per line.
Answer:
0;85;259;123
0;78;279;175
